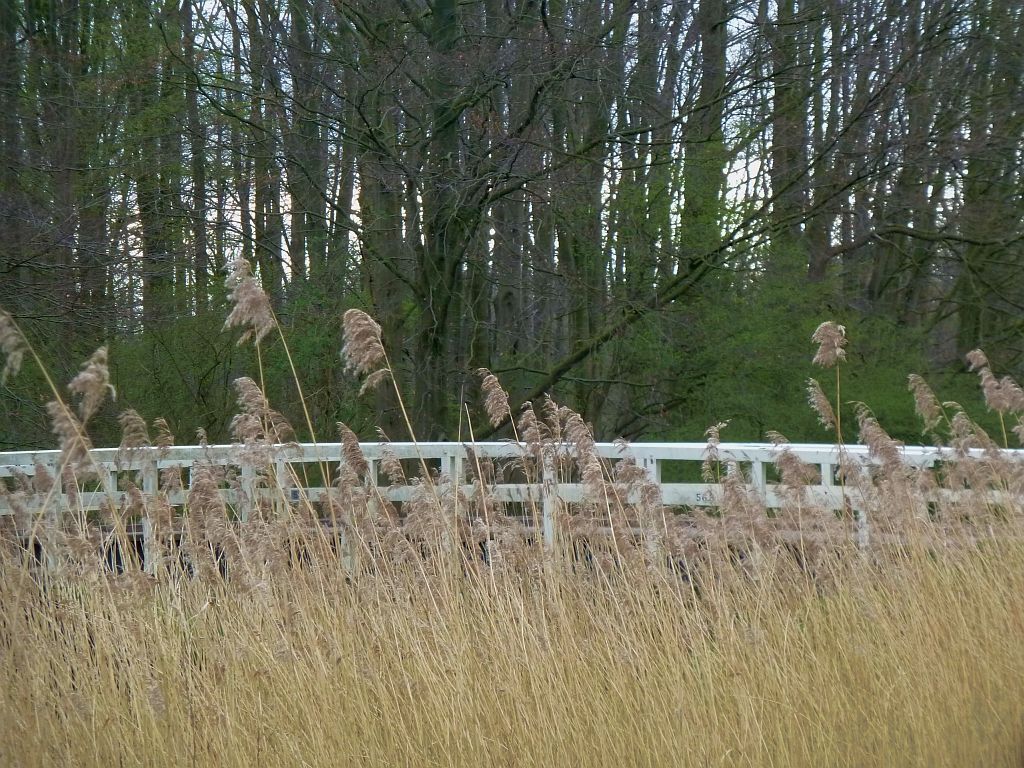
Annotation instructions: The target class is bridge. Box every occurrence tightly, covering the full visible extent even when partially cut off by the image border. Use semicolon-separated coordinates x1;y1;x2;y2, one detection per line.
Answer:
1;441;1022;569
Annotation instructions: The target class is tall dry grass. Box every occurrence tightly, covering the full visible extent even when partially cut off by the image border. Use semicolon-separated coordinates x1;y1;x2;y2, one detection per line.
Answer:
2;277;1024;766
3;548;1024;767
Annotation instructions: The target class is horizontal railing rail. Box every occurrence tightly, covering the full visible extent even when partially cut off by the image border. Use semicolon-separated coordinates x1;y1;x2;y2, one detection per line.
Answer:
2;440;1022;515
3;441;1023;571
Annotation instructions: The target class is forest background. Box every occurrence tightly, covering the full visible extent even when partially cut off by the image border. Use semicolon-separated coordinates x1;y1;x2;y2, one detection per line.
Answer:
0;0;1021;449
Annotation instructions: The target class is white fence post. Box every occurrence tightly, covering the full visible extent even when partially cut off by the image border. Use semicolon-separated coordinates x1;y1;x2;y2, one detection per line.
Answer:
239;464;255;523
642;456;661;484
751;460;766;497
44;461;60;572
141;458;158;574
541;451;556;549
855;462;870;551
641;456;663;556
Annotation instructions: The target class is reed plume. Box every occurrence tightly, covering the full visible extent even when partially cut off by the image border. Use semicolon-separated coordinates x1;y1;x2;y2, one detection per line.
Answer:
806;378;837;431
949;410;997;454
965;349;989;372
477;368;511;429
68;346;115;423
965;349;1008;412
153;418;175;453
965;348;1024;446
517;402;545;454
768;432;819;489
811;321;847;368
231;377;295;444
116;408;152;473
541;395;565;443
46;400;92;469
810;321;847;446
855;403;904;472
341;309;387;387
361;430;403;486
565;412;603;496
338;422;370;480
187;463;228;528
908;374;943;434
701;421;728;483
0;308;25;384
224;257;275;346
1002;377;1024;414
118;409;151;450
32;462;54;495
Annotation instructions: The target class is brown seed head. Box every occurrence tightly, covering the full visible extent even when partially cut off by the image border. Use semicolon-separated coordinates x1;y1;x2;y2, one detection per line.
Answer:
374;429;407;485
229;410;263;443
704;421;727;447
230;380;266;444
159;466;183;492
224;258;275;346
338;422;370;479
116;409;151;470
907;374;943;433
188;463;227;523
806;378;837;431
334;463;361;492
701;421;728;482
564;411;603;495
0;308;25;384
152;418;175;453
517;402;545;451
341;309;386;377
1001;376;1024;413
774;447;818;489
235;376;270;415
855;403;903;470
965;349;989;372
979;367;1011;414
541;395;565;442
231;377;295;443
811;321;847;368
118;409;151;451
33;462;55;494
565;412;596;457
477;368;510;428
949;410;997;452
611;454;646;485
359;368;391;395
579;452;604;497
68;346;115;423
46;400;92;468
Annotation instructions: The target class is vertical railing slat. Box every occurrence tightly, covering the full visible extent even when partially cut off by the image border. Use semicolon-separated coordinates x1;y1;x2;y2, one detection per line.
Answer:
541;452;556;548
239;464;255;523
141;456;158;574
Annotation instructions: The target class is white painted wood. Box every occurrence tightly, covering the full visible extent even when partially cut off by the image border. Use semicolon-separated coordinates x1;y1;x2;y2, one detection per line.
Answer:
239;464;255;523
541;451;557;548
1;443;1021;523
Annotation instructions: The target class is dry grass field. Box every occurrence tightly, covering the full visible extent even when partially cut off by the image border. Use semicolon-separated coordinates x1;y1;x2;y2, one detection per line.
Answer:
3;534;1024;767
2;295;1024;766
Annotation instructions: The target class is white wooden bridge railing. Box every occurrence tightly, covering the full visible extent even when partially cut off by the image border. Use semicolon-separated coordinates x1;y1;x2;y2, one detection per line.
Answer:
2;440;1022;521
2;441;1023;570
